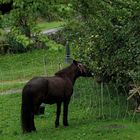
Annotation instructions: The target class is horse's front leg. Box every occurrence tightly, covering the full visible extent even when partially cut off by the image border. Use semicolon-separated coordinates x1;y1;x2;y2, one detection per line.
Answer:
63;99;70;127
55;102;62;128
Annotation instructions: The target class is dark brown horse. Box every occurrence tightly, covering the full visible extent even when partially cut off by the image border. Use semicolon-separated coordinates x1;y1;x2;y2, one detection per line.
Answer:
21;60;93;133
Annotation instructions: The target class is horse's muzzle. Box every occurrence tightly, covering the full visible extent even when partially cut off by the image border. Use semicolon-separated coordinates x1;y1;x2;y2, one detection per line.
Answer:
86;71;94;77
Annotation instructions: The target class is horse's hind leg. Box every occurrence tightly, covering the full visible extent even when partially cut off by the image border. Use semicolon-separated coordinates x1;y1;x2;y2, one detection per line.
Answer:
63;99;70;127
30;113;36;132
55;102;62;128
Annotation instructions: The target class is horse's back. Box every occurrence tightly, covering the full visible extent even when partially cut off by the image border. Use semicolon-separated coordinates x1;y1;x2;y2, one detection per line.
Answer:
22;76;73;104
23;77;48;93
22;77;49;102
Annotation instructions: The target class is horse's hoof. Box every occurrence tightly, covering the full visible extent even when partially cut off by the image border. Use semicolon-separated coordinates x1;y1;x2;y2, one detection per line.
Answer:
63;123;69;127
63;125;69;128
55;124;59;128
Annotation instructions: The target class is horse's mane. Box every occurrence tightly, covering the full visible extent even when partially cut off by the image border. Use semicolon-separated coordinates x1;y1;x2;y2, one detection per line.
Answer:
55;63;76;77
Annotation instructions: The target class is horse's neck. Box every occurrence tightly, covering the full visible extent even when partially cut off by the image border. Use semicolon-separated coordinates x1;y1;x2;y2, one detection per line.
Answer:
66;70;78;85
55;64;78;85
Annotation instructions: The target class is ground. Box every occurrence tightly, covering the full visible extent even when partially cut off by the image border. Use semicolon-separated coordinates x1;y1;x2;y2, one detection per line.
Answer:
0;48;140;140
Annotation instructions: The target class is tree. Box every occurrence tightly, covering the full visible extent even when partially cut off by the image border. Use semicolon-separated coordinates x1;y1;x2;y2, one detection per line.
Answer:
65;0;140;89
0;0;66;53
0;0;13;15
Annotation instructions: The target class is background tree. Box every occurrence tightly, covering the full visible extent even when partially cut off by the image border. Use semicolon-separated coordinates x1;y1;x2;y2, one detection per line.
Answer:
0;0;71;53
0;0;13;15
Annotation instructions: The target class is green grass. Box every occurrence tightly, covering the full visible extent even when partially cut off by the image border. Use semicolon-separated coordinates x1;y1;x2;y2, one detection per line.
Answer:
0;82;24;92
0;48;140;139
0;48;65;80
0;46;66;92
37;21;65;31
0;81;140;140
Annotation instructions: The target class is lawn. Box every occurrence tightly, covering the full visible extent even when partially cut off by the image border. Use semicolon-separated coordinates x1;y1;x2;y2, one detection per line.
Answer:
0;48;140;140
0;45;66;92
0;82;140;140
37;21;65;31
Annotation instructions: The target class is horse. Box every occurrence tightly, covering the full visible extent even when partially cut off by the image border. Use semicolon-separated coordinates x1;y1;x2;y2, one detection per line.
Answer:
21;60;93;133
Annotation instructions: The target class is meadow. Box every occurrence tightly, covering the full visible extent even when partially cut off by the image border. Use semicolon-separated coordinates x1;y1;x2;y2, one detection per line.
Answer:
37;21;65;31
0;48;140;140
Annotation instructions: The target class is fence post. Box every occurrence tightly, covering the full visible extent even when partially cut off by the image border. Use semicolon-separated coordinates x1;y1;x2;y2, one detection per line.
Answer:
65;40;71;63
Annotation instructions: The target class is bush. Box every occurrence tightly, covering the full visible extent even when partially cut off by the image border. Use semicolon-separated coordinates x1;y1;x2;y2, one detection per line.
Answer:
0;29;50;54
66;0;140;90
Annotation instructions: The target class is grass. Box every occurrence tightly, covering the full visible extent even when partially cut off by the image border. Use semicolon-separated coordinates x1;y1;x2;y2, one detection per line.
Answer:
0;48;140;139
0;82;24;92
0;82;140;140
37;21;65;31
0;48;64;81
0;46;66;92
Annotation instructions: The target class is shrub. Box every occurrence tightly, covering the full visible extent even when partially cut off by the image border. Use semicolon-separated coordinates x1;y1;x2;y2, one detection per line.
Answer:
66;0;140;90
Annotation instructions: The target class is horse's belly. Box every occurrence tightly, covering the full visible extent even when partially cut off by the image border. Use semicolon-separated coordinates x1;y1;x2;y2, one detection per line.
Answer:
43;94;64;104
42;77;72;104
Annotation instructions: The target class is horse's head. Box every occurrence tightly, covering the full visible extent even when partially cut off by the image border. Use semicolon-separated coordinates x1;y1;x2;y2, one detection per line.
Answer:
73;60;93;77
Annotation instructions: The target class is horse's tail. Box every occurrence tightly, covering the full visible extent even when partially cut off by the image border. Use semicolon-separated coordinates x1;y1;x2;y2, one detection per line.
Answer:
21;87;35;133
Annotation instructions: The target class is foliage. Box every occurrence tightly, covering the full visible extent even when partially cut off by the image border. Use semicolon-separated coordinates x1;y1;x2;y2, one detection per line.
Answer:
51;3;74;20
0;28;10;54
65;0;140;89
0;0;71;54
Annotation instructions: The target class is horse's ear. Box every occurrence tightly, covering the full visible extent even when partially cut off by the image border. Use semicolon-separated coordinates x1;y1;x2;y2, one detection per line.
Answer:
73;60;78;65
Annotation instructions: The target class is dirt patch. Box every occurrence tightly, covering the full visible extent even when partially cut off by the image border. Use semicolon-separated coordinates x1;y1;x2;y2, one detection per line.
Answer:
0;89;22;95
0;80;28;85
